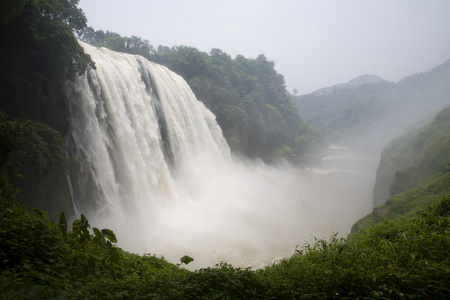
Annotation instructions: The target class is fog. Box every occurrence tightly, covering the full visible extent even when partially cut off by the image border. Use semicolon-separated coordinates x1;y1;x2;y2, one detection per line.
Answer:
95;150;376;270
351;66;450;156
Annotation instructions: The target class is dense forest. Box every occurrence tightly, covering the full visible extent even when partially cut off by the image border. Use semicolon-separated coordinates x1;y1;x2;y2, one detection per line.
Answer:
0;0;96;218
1;0;449;298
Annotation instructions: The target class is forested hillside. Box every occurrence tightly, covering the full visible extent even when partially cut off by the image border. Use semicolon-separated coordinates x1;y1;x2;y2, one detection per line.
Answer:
294;80;394;142
0;0;94;132
0;0;94;219
293;60;450;146
80;28;317;160
351;105;450;232
373;105;450;206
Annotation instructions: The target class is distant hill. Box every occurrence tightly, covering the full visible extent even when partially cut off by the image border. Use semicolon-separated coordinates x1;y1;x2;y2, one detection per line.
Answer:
312;74;387;95
292;59;450;148
346;74;386;86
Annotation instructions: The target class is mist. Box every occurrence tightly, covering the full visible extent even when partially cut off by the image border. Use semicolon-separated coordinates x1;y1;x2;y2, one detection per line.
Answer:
94;150;376;270
294;61;450;219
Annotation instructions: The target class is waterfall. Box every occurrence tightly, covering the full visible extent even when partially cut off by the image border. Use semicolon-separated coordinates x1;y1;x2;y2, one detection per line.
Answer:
65;42;374;269
65;42;229;218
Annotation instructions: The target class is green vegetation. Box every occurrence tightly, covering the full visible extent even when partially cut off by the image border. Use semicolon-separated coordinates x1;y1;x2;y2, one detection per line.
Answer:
1;192;449;298
0;0;94;132
266;195;449;299
352;105;450;234
352;172;450;233
373;105;450;206
0;0;94;218
80;28;318;161
389;106;450;195
0;114;73;219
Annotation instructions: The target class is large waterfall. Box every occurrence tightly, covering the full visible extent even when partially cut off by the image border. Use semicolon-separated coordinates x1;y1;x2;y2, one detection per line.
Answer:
65;42;374;269
65;42;229;221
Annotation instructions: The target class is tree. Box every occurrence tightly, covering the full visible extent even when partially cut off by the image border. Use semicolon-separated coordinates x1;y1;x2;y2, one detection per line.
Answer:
0;0;94;131
0;0;28;26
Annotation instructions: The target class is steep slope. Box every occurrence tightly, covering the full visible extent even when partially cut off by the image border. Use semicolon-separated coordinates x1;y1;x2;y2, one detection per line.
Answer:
352;105;450;232
373;105;450;206
352;172;450;232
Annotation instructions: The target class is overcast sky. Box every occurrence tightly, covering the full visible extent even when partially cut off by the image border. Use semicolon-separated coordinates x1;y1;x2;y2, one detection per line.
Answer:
78;0;450;95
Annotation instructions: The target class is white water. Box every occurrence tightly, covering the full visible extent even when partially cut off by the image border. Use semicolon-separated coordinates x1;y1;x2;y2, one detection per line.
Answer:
65;43;375;269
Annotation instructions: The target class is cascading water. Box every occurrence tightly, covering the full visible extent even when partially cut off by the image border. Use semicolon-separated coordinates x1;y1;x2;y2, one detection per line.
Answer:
65;42;228;222
65;42;374;269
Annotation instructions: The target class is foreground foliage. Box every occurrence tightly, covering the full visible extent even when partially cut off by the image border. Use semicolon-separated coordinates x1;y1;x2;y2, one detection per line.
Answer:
262;194;450;299
1;194;449;299
0;114;73;220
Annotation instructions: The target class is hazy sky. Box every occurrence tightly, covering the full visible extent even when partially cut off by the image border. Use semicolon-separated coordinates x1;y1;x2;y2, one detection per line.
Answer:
78;0;450;94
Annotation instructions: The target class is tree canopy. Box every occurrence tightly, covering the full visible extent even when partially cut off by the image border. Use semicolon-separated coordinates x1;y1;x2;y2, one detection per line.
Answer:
0;0;94;131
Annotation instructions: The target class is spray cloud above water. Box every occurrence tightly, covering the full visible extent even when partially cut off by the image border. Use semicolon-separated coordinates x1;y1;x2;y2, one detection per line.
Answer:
65;43;375;269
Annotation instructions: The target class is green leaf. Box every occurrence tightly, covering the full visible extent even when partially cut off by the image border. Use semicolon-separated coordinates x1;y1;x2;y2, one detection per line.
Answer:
101;228;117;243
33;208;45;217
83;241;103;260
92;227;102;238
180;255;194;265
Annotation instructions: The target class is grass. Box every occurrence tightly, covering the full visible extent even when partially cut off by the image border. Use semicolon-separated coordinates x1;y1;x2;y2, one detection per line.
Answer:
352;172;450;232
